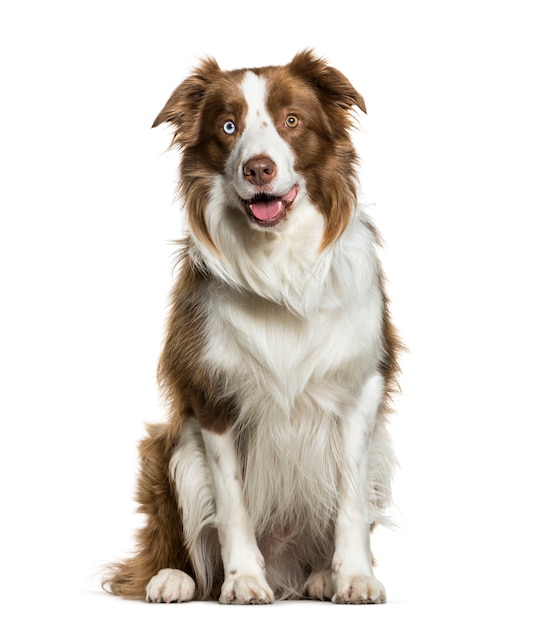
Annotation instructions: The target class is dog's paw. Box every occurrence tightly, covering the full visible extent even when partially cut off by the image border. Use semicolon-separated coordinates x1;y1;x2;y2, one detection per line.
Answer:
145;568;196;603
305;569;333;600
219;573;275;605
332;574;386;604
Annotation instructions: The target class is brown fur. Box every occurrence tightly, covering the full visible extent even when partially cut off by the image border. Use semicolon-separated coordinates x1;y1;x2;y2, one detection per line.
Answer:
104;422;190;599
157;251;240;435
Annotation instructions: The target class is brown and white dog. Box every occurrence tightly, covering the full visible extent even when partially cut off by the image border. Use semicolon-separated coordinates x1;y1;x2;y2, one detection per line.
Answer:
104;50;401;605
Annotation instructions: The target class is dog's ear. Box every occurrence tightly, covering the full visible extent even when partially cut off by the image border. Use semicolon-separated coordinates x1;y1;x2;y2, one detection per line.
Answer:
152;57;221;147
288;49;366;114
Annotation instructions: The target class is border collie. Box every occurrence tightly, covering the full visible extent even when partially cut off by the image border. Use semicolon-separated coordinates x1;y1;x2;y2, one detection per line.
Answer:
104;50;401;605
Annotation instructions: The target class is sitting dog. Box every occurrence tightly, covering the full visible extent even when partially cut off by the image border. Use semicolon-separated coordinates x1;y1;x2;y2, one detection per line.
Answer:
104;49;401;605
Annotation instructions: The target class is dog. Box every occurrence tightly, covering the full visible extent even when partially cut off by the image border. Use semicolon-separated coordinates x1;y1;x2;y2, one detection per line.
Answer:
104;50;401;605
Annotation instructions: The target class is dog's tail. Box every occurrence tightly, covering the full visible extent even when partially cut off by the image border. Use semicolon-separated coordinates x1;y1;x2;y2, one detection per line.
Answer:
103;422;192;600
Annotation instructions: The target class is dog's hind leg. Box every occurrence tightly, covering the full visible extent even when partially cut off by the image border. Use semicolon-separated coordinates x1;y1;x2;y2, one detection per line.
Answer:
163;417;222;600
145;568;195;603
103;422;194;601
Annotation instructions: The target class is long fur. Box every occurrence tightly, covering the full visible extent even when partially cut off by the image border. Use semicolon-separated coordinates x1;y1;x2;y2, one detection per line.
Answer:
104;49;402;603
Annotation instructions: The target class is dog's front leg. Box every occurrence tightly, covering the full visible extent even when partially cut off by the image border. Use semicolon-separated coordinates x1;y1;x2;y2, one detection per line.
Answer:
201;428;274;604
331;372;387;604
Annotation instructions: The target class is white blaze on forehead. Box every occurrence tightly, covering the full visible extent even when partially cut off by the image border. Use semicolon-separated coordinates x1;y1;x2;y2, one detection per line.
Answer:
230;71;296;198
239;71;280;156
241;71;271;127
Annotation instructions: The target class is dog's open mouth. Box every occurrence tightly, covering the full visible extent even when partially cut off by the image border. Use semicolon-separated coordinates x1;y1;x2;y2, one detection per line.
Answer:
241;185;298;227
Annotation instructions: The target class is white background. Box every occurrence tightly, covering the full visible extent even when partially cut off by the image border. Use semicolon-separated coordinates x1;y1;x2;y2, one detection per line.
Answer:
1;1;536;624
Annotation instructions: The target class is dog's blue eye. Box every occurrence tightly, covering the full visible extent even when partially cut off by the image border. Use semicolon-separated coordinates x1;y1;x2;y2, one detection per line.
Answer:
223;121;236;135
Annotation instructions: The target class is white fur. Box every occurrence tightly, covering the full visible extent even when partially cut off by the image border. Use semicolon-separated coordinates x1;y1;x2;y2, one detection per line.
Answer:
145;568;195;603
164;70;395;603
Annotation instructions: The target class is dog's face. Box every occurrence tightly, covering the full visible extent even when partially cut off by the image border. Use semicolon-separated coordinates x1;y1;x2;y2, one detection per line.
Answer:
153;50;366;251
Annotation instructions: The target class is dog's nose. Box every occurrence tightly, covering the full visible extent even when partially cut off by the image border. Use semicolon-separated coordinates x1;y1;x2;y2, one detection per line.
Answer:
243;155;277;186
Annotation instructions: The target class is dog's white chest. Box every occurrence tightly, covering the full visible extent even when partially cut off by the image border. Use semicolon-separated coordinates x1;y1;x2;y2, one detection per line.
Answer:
202;260;382;417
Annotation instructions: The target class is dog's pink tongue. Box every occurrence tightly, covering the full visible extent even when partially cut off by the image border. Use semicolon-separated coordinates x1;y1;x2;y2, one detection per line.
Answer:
250;199;284;221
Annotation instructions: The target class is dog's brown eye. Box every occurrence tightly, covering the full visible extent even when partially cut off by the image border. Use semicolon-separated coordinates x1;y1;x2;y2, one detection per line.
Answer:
285;115;299;129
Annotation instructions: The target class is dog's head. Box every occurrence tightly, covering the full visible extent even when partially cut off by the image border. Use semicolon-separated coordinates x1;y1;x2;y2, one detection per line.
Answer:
154;50;365;255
